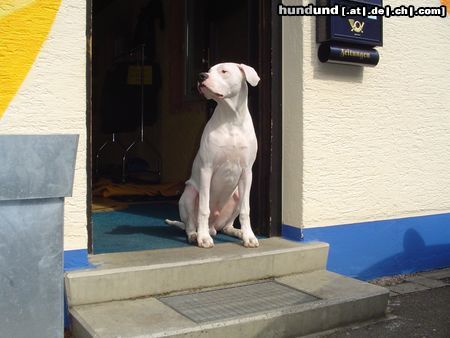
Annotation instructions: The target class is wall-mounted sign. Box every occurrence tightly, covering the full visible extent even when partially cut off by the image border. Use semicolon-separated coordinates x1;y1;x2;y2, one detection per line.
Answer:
318;42;379;66
316;0;383;66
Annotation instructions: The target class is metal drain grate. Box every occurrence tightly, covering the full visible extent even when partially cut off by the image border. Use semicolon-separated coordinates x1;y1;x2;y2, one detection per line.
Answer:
158;281;319;323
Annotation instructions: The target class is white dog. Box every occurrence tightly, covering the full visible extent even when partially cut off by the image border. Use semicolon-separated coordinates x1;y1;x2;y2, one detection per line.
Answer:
166;63;260;248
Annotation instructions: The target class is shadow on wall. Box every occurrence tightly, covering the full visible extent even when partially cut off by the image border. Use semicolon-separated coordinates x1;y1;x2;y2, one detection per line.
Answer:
358;229;450;280
297;213;450;281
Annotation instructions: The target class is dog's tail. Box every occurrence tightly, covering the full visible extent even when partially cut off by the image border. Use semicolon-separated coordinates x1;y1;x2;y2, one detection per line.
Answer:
165;219;186;230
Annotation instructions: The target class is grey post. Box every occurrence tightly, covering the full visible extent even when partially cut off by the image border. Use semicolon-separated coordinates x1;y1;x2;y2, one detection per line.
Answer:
0;135;78;338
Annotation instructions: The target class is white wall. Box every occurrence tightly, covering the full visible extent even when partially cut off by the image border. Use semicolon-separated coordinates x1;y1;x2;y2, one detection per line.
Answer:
283;0;450;229
0;0;87;250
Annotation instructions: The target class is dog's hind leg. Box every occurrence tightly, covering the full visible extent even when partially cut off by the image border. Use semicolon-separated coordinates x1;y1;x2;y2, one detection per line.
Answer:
178;184;199;243
222;224;242;239
216;190;243;239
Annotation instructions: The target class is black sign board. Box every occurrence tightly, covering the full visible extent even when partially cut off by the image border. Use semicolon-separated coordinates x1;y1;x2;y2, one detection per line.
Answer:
318;42;380;66
317;0;383;47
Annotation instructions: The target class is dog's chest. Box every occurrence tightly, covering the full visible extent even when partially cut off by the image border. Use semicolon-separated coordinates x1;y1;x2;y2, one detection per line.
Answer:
209;125;254;163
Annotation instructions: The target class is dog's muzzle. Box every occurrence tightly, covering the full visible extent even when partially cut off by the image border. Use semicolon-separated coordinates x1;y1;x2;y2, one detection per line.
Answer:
197;72;224;99
197;72;208;95
198;72;209;82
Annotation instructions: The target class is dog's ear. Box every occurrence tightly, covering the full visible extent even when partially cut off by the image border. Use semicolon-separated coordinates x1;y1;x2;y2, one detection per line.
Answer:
238;64;260;87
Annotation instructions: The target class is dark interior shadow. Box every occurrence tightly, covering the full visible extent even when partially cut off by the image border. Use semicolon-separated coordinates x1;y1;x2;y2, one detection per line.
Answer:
93;202;256;254
106;224;241;244
106;225;188;243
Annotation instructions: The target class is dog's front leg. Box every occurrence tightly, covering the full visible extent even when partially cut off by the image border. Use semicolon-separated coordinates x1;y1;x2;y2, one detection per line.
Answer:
239;168;259;248
197;167;214;248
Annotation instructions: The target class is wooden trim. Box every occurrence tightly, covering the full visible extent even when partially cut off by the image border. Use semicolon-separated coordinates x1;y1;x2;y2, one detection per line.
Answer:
269;1;282;237
86;0;93;253
251;0;282;237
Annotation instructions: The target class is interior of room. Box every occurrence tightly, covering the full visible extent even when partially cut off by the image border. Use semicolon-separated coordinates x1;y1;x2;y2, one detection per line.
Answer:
90;0;258;254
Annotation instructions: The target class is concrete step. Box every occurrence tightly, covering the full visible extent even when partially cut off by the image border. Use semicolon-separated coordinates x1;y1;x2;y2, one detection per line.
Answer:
69;270;389;338
65;238;329;306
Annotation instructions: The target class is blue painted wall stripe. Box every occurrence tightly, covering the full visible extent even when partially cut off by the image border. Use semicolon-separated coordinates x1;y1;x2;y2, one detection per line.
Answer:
63;249;93;328
282;213;450;281
64;249;93;271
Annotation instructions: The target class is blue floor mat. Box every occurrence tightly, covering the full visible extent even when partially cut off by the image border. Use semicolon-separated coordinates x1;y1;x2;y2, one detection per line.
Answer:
92;203;242;254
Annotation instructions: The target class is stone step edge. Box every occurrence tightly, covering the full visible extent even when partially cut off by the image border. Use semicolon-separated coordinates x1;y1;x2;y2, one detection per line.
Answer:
65;242;329;306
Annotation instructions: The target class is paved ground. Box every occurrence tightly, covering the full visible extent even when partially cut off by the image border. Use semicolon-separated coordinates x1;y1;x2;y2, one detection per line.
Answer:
319;268;450;338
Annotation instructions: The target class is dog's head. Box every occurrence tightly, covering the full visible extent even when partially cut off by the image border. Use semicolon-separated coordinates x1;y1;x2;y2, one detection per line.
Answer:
198;63;260;101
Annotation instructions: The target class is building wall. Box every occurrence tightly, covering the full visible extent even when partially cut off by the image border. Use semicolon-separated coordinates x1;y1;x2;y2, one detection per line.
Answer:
283;0;450;228
282;0;450;278
0;0;87;250
1;0;448;276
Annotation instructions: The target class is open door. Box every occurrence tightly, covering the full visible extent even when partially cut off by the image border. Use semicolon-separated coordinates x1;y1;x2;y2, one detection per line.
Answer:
87;0;281;253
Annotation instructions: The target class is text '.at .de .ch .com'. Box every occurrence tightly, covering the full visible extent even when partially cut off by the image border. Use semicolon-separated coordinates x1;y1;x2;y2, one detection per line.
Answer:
277;3;448;18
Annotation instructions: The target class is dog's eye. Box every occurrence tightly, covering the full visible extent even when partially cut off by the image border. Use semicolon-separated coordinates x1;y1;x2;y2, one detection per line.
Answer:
221;70;227;74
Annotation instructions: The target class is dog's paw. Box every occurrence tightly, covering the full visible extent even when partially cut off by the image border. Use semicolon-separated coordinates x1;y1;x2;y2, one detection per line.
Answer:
187;232;197;244
242;234;259;248
197;232;214;248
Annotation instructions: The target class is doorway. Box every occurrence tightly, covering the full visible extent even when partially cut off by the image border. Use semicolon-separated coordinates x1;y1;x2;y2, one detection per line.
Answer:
87;0;281;254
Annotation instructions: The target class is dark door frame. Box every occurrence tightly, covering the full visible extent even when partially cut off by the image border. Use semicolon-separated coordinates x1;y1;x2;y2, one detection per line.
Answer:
252;1;282;237
86;0;93;253
85;0;282;253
